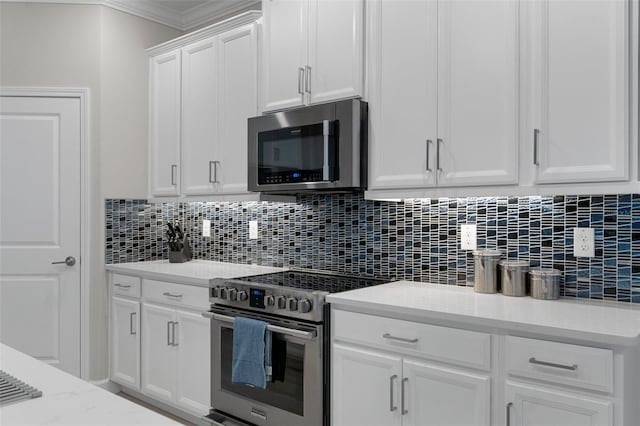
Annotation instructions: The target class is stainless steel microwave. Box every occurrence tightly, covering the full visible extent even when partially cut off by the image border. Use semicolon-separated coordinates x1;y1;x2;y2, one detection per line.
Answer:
248;99;368;194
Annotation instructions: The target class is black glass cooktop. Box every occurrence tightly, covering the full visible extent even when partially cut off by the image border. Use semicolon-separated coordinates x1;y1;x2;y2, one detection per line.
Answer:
234;270;393;293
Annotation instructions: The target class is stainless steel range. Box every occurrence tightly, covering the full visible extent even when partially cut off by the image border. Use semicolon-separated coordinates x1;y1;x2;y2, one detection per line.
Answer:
203;269;390;426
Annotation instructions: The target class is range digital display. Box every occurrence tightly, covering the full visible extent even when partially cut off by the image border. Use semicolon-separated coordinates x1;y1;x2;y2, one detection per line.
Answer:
250;288;266;308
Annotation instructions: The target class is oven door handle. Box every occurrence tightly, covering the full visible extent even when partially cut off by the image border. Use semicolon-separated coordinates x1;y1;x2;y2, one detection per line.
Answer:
203;312;318;340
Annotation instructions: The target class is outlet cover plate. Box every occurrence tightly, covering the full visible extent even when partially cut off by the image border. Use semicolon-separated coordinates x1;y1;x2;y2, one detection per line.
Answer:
202;219;211;237
573;227;595;257
249;220;258;240
460;224;477;250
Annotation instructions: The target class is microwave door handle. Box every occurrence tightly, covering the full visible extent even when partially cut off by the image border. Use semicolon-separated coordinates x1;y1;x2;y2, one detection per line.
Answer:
210;312;317;340
323;120;330;181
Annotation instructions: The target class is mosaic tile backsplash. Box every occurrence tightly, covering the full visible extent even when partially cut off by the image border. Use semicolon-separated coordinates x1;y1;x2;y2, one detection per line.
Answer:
105;193;640;303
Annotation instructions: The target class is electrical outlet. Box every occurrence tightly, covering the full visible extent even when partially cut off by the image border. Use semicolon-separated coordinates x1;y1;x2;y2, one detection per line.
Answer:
573;227;595;257
460;224;477;250
202;219;211;237
249;220;258;240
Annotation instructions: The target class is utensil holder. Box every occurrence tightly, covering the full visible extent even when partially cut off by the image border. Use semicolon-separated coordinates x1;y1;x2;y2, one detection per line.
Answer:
169;234;192;263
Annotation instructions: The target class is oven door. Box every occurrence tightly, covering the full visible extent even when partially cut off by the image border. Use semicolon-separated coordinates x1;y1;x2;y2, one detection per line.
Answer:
206;307;323;426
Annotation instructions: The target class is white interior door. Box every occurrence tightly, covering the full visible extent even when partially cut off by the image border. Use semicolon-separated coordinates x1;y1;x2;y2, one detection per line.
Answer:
0;96;81;376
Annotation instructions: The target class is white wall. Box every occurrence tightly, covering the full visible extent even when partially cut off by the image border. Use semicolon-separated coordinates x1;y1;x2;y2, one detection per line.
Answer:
0;2;181;380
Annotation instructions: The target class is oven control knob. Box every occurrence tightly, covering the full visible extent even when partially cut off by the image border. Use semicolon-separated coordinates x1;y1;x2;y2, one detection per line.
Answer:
237;290;248;302
287;297;298;311
298;299;312;313
218;287;227;299
276;295;286;309
211;287;219;298
227;288;237;301
265;295;275;306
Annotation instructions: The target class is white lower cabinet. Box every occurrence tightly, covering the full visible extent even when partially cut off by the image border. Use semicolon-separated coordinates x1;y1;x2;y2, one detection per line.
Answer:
332;319;491;426
111;296;140;389
141;302;210;415
506;381;613;426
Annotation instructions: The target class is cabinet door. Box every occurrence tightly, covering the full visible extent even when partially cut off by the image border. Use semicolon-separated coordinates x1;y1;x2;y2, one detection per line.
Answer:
403;359;490;426
530;0;628;183
141;303;176;404
367;0;438;190
150;49;181;196
261;0;307;112
332;343;402;426
307;0;363;105
505;381;613;426
217;24;258;194
111;297;140;389
175;309;211;415
181;37;218;196
437;0;519;187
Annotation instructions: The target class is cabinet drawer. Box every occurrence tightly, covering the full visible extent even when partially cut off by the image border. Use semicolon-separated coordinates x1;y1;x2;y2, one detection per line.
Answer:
142;279;209;311
505;336;614;393
112;274;141;298
332;310;491;371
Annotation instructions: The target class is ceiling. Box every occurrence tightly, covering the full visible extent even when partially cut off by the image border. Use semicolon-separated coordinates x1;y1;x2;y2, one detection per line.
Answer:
1;0;260;30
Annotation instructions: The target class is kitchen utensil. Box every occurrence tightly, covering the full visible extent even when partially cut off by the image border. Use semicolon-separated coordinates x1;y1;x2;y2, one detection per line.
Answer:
529;268;561;300
473;250;502;293
500;260;529;297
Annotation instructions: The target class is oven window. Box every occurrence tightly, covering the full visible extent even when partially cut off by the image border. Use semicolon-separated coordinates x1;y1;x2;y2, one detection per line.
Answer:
220;328;304;416
257;121;337;184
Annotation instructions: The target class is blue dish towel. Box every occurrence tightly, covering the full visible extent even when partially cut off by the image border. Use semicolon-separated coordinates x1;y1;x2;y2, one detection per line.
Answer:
231;317;272;389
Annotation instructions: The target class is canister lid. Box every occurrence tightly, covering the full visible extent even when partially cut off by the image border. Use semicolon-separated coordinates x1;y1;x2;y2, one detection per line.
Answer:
529;268;561;277
499;259;529;269
472;249;502;258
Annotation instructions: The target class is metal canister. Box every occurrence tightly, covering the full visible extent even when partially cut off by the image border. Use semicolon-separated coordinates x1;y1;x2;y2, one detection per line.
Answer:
500;260;529;297
529;268;561;300
473;250;503;293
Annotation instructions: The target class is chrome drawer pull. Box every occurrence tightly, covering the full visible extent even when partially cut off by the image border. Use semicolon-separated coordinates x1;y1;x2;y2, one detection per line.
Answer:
529;357;578;371
383;333;418;344
506;402;513;426
114;283;131;288
401;377;408;415
163;292;183;298
129;312;136;335
389;375;397;412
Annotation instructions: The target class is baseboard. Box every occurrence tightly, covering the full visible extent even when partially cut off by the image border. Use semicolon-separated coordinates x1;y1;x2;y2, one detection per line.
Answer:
119;387;211;426
91;379;122;393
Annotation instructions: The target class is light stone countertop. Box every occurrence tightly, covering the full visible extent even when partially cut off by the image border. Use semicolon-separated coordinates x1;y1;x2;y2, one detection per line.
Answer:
105;260;287;287
327;280;640;346
0;344;180;425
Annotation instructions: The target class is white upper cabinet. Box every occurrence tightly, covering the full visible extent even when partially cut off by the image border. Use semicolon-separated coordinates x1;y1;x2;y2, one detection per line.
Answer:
261;0;364;112
367;0;437;190
528;0;629;184
148;13;260;199
149;49;181;197
181;37;218;196
217;24;258;194
436;0;519;187
367;0;519;192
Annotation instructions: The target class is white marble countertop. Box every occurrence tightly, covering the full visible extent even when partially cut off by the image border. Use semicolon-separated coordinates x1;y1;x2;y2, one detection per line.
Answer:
326;281;640;346
105;260;287;287
0;344;179;425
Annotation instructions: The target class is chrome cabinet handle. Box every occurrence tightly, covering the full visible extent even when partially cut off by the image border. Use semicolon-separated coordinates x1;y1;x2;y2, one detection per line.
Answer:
209;161;215;183
211;161;220;184
305;65;311;93
298;67;305;94
401;377;408;415
167;321;172;346
172;322;178;346
114;283;131;289
171;164;177;185
129;312;136;335
389;375;398;412
533;129;540;165
426;139;433;172
529;357;578;371
163;292;183;298
436;138;443;172
506;402;513;426
383;333;418;344
52;256;76;266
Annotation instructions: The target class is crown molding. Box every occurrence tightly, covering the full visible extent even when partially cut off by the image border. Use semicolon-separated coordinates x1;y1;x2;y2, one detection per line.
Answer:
0;0;258;31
